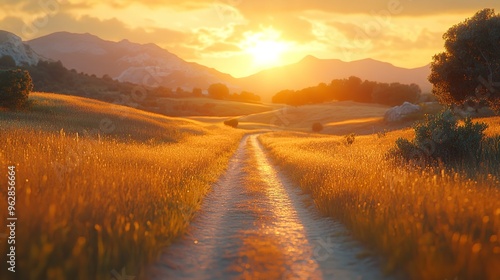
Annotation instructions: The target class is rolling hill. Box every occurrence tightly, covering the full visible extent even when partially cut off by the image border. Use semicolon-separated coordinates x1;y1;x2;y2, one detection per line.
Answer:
0;92;211;141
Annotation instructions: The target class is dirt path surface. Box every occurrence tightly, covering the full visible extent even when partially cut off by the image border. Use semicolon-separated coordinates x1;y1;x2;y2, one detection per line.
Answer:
147;134;388;280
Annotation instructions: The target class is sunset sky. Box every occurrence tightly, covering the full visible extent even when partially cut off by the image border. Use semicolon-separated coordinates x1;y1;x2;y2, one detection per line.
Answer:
1;0;499;77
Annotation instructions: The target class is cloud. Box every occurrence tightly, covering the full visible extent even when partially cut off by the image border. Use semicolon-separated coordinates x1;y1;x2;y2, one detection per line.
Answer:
0;12;191;58
97;0;211;10
327;20;445;64
8;0;498;19
0;17;26;35
203;42;241;53
233;0;500;17
15;12;184;42
242;13;315;43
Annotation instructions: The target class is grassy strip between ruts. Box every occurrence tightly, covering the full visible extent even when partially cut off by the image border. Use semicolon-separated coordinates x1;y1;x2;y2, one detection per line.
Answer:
258;120;500;280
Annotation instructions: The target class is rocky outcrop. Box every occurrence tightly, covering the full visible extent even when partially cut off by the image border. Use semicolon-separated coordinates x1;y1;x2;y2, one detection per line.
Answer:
384;102;421;122
0;30;40;66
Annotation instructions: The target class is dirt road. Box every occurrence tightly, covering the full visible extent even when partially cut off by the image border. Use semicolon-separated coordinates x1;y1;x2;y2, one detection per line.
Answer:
148;134;387;279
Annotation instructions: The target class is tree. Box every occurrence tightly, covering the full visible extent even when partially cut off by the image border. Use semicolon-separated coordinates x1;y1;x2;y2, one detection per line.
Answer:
224;118;238;128
208;83;229;100
0;55;16;69
312;122;323;132
40;60;67;82
429;9;500;110
102;74;113;82
0;69;33;109
238;91;261;102
192;87;203;97
372;82;421;106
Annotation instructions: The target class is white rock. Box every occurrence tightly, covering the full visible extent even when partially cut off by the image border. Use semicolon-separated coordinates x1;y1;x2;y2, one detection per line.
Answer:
0;30;40;66
384;102;421;122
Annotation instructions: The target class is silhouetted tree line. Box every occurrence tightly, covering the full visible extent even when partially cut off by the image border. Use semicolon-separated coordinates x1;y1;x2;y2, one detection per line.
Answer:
0;57;140;100
272;76;421;106
208;83;261;103
149;86;204;99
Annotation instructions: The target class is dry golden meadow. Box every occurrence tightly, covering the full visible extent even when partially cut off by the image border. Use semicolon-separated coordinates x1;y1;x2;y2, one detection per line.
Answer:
259;118;500;279
0;93;245;279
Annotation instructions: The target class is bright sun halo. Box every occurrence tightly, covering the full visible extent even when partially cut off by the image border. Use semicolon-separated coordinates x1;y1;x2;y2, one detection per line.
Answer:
243;30;288;67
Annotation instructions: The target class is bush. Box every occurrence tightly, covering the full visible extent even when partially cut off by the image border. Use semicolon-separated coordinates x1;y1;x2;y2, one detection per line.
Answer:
0;69;33;109
224;118;238;128
344;133;356;145
312;122;323;132
480;135;500;171
392;110;487;164
377;129;387;138
208;83;230;100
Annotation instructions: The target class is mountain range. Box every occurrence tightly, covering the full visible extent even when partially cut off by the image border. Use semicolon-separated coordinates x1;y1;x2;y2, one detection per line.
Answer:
1;30;432;101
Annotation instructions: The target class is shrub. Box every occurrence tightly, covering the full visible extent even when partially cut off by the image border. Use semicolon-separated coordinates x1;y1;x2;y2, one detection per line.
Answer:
224;118;238;128
377;129;387;138
312;122;323;132
392;110;488;164
0;69;33;109
344;133;356;145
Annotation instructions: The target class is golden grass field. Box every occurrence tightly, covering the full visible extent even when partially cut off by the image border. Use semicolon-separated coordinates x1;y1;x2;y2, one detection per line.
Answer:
0;93;245;279
259;117;500;279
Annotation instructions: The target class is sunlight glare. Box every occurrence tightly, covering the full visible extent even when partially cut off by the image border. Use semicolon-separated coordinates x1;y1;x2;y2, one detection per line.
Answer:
242;29;289;67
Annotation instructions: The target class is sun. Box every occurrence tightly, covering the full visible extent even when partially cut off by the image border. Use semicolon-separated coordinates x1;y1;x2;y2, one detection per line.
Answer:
242;29;289;67
246;39;287;66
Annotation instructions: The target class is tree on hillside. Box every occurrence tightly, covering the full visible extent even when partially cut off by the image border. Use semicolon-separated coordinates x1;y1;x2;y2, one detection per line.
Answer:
312;122;323;132
224;118;238;128
429;8;500;110
102;74;113;82
0;69;33;109
0;55;16;69
208;83;230;100
372;83;421;106
192;87;203;97
238;91;261;102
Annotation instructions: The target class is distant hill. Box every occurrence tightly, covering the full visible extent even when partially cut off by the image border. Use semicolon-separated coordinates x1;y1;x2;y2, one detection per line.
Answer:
0;30;41;66
238;55;432;101
27;32;240;92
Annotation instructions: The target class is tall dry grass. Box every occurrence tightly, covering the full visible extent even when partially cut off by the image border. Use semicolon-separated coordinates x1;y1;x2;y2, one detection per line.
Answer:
0;93;244;279
259;118;500;279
